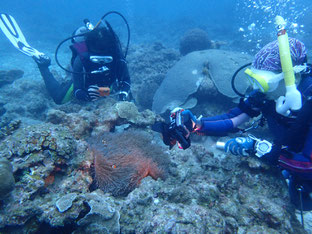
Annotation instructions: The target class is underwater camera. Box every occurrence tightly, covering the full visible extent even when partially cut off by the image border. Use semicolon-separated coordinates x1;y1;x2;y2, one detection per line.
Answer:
152;111;191;150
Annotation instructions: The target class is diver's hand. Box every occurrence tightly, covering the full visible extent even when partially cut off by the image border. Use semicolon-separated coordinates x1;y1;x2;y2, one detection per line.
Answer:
88;85;101;101
224;136;255;156
171;108;201;131
182;110;202;131
171;108;197;124
181;110;197;123
33;54;51;67
181;109;203;131
118;91;129;101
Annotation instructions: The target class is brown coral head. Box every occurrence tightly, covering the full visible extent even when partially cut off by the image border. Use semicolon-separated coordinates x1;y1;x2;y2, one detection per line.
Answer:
179;28;212;56
90;131;169;196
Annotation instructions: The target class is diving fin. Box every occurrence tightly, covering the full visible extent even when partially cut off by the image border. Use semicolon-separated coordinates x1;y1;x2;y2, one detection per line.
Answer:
0;13;43;59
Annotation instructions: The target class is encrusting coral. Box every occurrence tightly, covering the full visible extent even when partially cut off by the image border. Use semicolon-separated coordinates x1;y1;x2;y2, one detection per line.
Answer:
89;130;170;196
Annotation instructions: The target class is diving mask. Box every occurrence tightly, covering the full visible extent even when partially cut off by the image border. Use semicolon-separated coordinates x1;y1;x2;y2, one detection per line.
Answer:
90;56;113;64
245;68;284;93
90;56;113;74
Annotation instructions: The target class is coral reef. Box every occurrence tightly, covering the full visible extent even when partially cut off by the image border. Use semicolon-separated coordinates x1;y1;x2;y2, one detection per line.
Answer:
89;130;170;196
0;69;24;87
127;43;180;110
56;193;78;213
46;99;156;137
0;123;76;163
0;122;83;230
179;28;212;56
74;190;120;233
1;77;50;120
0;43;308;233
114;101;156;126
0;119;21;140
0;123;79;201
119;145;304;233
0;102;6;117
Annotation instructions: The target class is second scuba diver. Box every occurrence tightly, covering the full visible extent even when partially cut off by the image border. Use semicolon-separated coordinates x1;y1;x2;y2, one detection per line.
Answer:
0;12;131;104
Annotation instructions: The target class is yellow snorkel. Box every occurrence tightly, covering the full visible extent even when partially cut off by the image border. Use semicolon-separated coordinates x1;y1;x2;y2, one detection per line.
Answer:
275;15;302;115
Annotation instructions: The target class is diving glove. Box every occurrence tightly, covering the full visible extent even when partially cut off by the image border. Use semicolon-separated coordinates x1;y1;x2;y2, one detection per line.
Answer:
88;85;101;101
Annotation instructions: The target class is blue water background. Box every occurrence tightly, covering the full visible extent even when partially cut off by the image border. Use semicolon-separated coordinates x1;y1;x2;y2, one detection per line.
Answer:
1;0;311;57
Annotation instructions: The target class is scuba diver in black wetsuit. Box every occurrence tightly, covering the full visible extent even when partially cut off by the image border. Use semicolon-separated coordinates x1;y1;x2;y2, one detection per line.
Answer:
0;12;131;104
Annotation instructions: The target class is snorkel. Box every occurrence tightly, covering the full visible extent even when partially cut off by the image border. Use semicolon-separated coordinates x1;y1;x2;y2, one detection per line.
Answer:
275;15;302;116
233;16;303;116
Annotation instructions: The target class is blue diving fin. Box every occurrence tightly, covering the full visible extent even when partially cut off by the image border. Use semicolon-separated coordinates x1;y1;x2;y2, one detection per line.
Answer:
0;13;43;59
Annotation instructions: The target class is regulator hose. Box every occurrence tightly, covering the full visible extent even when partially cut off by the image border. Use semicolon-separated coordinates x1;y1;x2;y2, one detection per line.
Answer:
231;63;252;97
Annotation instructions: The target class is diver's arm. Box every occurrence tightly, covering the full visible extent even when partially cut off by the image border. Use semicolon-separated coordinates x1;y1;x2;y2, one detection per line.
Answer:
231;113;251;127
183;92;260;136
72;57;90;101
196;108;250;135
199;107;245;121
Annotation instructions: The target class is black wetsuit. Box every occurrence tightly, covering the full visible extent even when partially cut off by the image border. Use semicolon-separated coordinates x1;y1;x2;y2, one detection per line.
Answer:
38;42;130;105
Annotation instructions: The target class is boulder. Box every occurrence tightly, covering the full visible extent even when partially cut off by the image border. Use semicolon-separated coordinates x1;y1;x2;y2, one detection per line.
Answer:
0;158;15;199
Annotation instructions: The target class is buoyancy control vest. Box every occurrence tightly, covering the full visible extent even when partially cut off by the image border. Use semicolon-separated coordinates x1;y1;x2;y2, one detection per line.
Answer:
258;75;312;142
276;75;312;179
70;40;118;88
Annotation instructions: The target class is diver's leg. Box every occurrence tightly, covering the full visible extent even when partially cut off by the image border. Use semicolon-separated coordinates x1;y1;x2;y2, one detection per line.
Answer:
38;66;73;104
